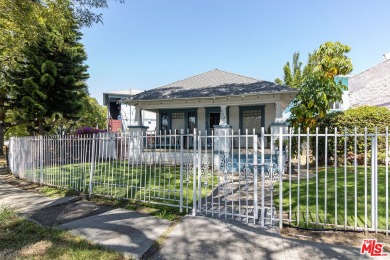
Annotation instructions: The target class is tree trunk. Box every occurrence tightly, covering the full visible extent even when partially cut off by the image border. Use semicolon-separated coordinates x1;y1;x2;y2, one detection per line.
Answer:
38;118;44;136
0;110;5;156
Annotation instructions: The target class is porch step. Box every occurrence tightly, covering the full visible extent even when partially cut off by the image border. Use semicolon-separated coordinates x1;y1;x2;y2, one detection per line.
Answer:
109;119;122;132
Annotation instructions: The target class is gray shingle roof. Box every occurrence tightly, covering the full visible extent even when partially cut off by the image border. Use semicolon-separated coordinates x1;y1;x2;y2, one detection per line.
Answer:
129;69;297;101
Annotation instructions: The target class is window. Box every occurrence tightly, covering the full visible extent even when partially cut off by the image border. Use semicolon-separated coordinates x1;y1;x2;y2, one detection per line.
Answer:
187;112;196;133
161;113;170;132
239;106;264;134
159;110;197;132
329;101;342;111
172;112;184;119
242;110;262;117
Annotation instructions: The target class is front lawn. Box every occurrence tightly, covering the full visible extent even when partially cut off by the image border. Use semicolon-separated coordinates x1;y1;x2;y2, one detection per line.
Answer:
25;161;217;210
278;166;390;231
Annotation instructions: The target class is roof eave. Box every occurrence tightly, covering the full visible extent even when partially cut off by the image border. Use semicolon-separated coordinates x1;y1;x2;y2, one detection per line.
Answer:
124;90;298;104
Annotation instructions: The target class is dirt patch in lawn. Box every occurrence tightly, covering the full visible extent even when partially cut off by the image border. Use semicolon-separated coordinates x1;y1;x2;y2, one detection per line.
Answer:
281;226;390;251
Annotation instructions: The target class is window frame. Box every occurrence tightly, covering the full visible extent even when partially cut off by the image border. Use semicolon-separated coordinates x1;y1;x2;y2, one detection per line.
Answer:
239;105;265;134
159;109;198;132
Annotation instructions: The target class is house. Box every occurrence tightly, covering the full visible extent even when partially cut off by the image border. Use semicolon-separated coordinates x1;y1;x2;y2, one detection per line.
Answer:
333;75;353;111
103;90;156;132
123;69;298;136
348;55;390;109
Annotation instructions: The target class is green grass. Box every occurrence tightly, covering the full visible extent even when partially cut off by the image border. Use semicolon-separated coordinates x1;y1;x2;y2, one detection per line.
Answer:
40;186;79;198
26;161;217;211
0;206;124;260
92;196;186;221
278;166;390;230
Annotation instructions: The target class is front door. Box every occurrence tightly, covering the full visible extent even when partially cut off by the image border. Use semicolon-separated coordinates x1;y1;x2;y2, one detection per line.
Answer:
208;112;220;132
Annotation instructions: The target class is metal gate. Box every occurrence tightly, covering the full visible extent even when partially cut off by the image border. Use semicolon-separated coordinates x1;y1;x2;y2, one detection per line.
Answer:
191;129;285;228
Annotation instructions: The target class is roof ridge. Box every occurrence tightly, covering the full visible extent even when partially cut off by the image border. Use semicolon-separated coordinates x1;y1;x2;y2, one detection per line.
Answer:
350;59;390;79
158;69;262;89
158;69;219;89
215;69;262;82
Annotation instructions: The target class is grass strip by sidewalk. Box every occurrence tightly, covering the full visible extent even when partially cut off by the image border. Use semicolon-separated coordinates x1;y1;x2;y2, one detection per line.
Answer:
0;206;125;260
3;171;186;222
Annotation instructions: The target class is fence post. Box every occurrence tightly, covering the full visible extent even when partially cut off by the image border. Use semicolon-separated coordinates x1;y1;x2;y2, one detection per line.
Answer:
89;134;96;198
197;131;202;212
371;130;378;231
39;135;44;184
192;129;197;216
260;127;265;227
8;137;13;173
278;126;283;229
5;142;9;169
253;132;258;224
179;129;184;212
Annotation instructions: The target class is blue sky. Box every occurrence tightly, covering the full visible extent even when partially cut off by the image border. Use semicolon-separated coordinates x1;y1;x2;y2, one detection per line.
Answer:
81;0;390;105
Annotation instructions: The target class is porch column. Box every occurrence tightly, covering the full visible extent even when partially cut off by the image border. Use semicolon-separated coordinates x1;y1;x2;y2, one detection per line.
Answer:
133;106;142;126
214;104;231;154
128;105;148;160
219;105;228;125
275;101;283;122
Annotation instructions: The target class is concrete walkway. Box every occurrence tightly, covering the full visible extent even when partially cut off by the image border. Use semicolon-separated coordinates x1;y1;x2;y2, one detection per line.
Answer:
0;179;377;260
152;216;373;260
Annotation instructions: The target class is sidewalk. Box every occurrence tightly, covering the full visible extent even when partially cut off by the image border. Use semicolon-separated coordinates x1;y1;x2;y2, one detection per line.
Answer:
0;179;375;260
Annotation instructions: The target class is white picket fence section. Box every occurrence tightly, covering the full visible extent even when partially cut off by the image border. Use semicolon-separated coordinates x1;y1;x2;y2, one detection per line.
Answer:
8;127;390;233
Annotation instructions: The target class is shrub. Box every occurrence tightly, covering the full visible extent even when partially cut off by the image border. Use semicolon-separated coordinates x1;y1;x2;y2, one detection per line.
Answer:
312;106;390;165
75;126;106;135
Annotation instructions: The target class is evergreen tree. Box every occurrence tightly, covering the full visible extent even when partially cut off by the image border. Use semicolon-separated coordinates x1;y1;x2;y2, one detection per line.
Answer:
9;21;89;135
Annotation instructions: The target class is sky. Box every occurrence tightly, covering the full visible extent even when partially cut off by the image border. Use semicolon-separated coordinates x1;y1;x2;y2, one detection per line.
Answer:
80;0;390;105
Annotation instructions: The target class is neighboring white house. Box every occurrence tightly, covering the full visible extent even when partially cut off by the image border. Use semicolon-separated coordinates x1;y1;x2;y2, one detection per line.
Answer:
348;55;390;109
123;69;298;135
103;90;156;132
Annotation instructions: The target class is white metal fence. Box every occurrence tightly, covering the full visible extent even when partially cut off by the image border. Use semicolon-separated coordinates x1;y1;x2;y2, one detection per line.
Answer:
8;127;390;233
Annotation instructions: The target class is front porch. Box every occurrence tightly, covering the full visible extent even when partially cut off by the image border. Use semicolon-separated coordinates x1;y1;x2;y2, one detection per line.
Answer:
122;69;297;151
